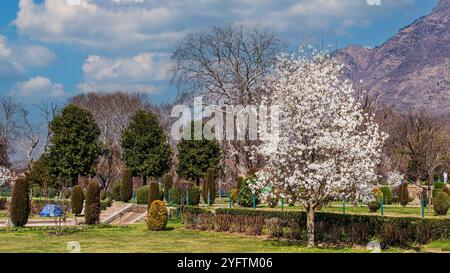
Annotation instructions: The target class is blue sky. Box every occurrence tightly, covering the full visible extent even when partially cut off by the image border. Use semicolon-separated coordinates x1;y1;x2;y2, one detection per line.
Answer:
0;0;439;109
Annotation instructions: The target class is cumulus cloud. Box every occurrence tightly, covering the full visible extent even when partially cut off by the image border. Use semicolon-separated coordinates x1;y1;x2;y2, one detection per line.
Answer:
10;76;65;97
78;52;171;94
0;35;55;80
13;0;415;52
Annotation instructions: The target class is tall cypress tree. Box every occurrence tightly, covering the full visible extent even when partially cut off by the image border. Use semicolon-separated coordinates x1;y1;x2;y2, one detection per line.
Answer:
46;104;101;186
121;110;172;184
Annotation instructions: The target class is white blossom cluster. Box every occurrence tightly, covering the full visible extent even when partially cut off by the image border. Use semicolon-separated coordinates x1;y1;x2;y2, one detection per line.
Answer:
251;53;387;209
387;171;404;188
0;166;12;188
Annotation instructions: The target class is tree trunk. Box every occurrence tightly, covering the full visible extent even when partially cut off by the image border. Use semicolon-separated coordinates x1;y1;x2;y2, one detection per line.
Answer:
306;206;315;247
72;214;79;226
143;176;147;185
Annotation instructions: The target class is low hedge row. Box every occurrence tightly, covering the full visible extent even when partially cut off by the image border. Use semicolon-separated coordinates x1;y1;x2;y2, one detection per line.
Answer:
182;208;450;247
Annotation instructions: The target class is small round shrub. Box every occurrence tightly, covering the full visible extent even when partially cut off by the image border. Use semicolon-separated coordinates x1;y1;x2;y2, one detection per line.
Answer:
121;169;133;202
100;190;108;200
71;185;84;215
147;200;168;231
100;197;112;210
10;178;30;227
433;191;449;215
85;181;101;225
136;185;149;205
434;182;445;190
149;182;160;205
368;201;380;213
111;181;121;201
380;186;393;205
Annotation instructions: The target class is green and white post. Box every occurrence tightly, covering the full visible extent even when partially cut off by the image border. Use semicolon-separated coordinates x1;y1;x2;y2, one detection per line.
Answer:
252;193;256;209
186;189;189;207
380;196;384;217
228;192;232;208
342;193;346;215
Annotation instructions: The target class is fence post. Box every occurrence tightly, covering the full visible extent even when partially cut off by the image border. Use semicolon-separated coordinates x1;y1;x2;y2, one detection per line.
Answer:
132;189;136;204
380;196;384;217
228;192;232;208
281;197;284;211
252;193;256;209
186;189;189;207
342;193;346;215
207;188;210;207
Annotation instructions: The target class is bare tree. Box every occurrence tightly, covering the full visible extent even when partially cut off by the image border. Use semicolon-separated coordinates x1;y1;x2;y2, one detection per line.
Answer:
37;101;59;154
19;109;40;171
390;110;450;211
71;92;154;190
171;24;282;182
0;97;22;166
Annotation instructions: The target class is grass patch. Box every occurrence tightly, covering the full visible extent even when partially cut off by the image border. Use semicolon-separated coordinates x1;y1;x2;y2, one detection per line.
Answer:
0;220;443;253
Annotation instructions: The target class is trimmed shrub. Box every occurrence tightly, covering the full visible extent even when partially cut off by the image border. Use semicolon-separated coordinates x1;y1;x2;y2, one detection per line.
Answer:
111;181;121;201
368;201;380;212
100;197;112;210
147;200;168;231
380;186;394;205
0;197;7;210
433;192;449;215
71;185;84;215
10;178;30;227
32;185;41;198
237;177;260;208
208;208;450;246
163;174;173;201
85;181;101;225
149;182;160;205
136;185;149;205
121;169;133;202
434;182;445;190
172;186;200;206
100;190;108;200
398;183;409;207
206;168;216;204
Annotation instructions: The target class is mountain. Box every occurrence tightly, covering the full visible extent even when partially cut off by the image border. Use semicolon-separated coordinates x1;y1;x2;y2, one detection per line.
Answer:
334;0;450;119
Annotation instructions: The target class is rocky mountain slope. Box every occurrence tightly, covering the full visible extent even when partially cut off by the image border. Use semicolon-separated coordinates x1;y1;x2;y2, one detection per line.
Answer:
334;0;450;119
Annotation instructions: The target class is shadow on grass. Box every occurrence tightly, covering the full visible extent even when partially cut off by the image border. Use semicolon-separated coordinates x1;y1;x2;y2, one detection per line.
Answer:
262;238;363;251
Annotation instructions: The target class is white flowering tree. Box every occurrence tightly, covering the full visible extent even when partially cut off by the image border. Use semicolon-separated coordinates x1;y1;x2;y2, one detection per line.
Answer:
0;166;12;188
387;171;404;188
252;53;387;246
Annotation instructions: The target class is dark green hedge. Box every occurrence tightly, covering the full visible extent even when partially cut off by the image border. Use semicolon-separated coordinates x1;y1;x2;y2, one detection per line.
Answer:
183;208;450;247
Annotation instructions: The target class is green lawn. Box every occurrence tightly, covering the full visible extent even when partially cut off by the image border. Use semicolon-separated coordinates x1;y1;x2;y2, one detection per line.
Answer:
0;221;446;253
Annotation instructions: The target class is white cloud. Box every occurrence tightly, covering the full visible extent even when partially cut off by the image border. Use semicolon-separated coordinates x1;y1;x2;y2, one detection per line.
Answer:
83;52;171;82
77;82;158;94
10;76;65;97
13;0;415;52
0;35;55;80
78;52;171;94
